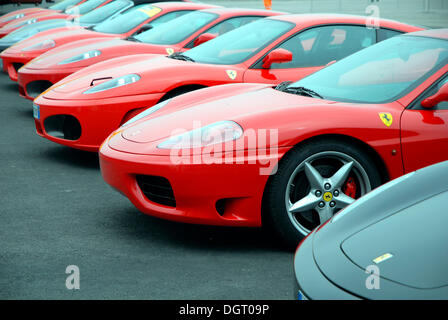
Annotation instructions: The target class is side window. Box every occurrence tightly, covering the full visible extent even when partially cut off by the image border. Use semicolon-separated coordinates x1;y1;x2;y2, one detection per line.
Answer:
255;25;376;69
204;16;261;36
185;16;262;49
149;10;191;28
414;75;448;110
377;28;403;42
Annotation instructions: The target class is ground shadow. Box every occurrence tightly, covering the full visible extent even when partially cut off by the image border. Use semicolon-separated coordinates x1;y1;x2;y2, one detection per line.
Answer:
109;206;290;253
43;146;100;170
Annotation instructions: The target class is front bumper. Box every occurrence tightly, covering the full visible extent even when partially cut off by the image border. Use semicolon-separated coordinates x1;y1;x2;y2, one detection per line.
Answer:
33;93;165;152
18;66;76;100
100;141;286;226
0;51;36;82
294;231;359;300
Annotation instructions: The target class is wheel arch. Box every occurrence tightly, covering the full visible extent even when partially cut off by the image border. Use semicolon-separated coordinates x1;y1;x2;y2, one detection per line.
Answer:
261;133;390;226
159;84;208;102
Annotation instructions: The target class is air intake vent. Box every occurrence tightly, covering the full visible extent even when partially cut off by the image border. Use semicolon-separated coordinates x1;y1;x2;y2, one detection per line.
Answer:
136;175;176;207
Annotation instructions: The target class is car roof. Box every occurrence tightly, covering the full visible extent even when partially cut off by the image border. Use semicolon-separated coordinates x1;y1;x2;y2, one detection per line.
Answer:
200;7;286;17
270;13;424;31
408;28;448;40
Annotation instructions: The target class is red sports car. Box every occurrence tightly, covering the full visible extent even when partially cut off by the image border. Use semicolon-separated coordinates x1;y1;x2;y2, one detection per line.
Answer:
98;29;448;246
18;7;283;100
32;14;421;152
0;0;87;28
0;0;115;38
1;1;210;82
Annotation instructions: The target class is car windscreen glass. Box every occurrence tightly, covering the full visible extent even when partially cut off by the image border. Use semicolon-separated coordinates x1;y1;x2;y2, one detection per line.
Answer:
290;36;448;104
66;0;108;15
79;0;130;24
134;11;218;45
93;4;162;34
50;0;83;11
1;20;69;42
183;18;294;65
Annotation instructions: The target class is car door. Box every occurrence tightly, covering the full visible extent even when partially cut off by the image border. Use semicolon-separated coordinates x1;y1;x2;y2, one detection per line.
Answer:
400;73;448;173
243;24;376;84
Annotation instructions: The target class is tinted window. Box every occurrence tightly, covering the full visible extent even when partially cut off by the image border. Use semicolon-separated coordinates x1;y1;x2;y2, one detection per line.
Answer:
93;5;162;34
134;11;218;45
377;28;403;42
415;76;448;109
79;0;130;24
50;0;83;11
66;0;108;15
261;25;375;69
183;18;294;65
289;36;448;103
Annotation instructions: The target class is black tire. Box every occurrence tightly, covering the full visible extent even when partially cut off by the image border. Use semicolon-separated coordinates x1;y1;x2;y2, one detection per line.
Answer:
263;138;382;249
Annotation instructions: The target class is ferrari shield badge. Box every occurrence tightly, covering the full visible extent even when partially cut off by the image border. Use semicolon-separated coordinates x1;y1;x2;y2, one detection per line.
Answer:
379;112;393;127
226;70;237;80
166;48;174;55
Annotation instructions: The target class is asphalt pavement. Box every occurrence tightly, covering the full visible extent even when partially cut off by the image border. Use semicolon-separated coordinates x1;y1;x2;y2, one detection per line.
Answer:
0;74;293;299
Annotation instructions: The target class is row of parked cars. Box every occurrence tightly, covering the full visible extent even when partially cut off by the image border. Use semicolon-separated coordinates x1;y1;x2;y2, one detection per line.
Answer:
1;0;447;299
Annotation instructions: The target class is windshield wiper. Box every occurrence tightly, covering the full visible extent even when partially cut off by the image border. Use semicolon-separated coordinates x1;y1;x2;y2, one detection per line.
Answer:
169;52;195;62
276;82;324;99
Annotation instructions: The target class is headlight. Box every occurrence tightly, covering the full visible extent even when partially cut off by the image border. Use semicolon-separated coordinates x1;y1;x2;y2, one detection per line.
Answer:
26;18;37;25
158;120;243;149
83;74;140;94
58;50;101;65
122;99;171;127
21;39;55;52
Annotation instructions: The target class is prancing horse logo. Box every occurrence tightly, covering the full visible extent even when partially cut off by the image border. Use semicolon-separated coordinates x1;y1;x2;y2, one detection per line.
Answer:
379;112;393;127
226;70;237;80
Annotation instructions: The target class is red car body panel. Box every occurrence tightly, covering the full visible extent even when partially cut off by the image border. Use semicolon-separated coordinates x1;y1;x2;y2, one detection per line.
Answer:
0;0;108;37
18;6;274;98
2;2;211;82
96;30;448;226
32;15;422;151
0;8;54;29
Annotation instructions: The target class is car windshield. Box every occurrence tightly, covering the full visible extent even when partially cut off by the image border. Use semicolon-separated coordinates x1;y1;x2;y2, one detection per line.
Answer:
134;11;218;45
183;18;294;65
93;4;162;34
50;0;83;11
79;0;130;24
289;36;448;104
1;20;69;42
65;0;108;15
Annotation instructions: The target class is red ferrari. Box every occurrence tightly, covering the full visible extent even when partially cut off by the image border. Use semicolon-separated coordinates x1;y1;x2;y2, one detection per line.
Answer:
98;29;448;246
31;15;421;152
1;1;211;82
0;0;87;29
0;0;115;38
18;7;284;100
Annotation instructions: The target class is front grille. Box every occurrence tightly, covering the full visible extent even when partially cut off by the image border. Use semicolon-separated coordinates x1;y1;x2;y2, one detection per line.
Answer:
43;114;81;140
136;175;176;207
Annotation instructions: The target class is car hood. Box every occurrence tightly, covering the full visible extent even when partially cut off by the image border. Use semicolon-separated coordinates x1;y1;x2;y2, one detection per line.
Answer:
107;84;337;155
4;28;113;54
42;55;247;100
0;11;65;31
313;161;448;298
25;39;179;70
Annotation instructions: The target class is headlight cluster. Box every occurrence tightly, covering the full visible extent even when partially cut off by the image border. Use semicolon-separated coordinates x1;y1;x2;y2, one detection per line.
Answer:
158;121;243;149
58;50;101;65
83;74;140;94
122;99;171;127
21;39;55;52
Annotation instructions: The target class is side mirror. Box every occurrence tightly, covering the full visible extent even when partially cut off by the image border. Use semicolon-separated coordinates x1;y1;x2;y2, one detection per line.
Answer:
421;82;448;109
262;48;292;69
193;33;217;47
